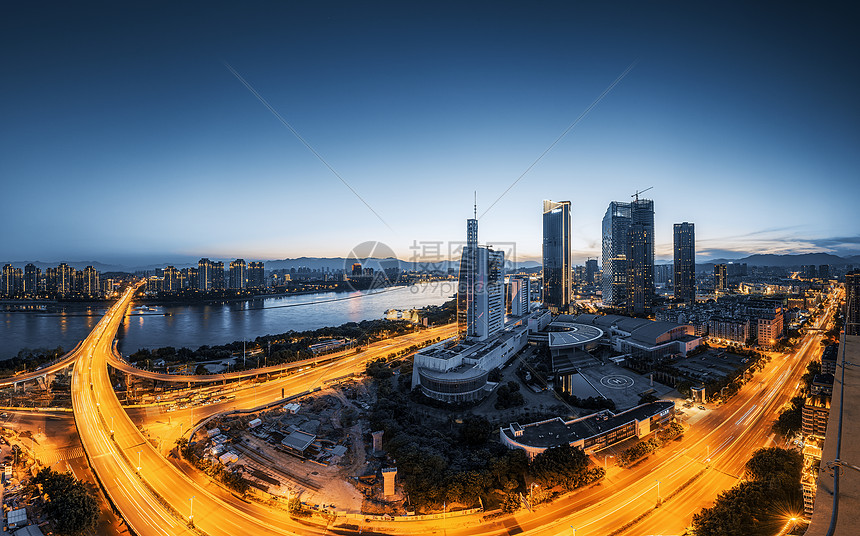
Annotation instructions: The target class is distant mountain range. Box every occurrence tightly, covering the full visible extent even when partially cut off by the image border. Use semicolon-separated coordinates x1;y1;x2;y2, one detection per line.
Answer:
697;252;860;268
2;252;857;273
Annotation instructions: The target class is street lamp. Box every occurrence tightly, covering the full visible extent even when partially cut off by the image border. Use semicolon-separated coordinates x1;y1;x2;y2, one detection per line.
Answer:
655;479;661;502
137;450;141;472
189;495;195;526
605;454;614;470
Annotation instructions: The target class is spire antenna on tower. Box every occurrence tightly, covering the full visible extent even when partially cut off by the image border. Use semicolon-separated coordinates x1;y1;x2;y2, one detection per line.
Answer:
474;191;477;219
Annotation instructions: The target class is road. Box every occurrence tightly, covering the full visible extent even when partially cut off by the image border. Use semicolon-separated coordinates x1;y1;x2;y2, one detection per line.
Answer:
70;280;836;536
0;341;81;387
75;282;461;535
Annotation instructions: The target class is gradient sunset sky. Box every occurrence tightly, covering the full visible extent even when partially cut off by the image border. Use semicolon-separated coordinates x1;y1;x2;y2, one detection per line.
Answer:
2;1;858;266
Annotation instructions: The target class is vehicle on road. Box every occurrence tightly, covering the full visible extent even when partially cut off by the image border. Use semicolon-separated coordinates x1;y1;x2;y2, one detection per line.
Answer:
698;405;706;410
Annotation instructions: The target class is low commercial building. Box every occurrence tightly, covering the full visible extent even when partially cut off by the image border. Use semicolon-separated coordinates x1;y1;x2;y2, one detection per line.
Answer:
571;314;701;360
499;400;675;459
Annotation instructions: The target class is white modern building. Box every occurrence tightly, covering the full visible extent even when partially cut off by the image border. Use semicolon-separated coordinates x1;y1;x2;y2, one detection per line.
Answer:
457;213;505;341
411;316;534;403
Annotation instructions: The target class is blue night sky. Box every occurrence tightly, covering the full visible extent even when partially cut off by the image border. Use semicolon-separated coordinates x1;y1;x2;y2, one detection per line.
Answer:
2;1;858;266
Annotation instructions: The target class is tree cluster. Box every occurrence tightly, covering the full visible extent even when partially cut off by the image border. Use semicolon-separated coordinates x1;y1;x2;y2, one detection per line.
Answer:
0;346;65;378
617;437;662;466
557;391;616;411
656;421;684;443
128;318;418;371
772;396;805;437
33;468;100;536
368;377;602;512
692;447;803;536
494;381;525;409
176;437;249;494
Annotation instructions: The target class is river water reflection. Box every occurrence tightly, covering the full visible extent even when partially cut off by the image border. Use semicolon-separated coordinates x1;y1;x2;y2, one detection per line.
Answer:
0;282;454;359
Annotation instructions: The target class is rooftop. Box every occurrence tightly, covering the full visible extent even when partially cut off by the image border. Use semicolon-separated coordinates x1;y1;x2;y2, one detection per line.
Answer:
503;401;674;448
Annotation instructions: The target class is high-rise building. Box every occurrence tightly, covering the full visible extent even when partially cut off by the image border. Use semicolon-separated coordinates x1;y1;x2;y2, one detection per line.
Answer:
847;271;860;336
585;258;598;286
2;264;16;297
673;222;695;303
457;212;505;341
197;258;213;291
23;264;39;296
351;263;362;277
714;263;728;291
602;201;632;306
509;275;531;317
185;267;199;290
819;264;830;280
163;266;181;292
229;259;247;290
542;200;571;313
603;198;654;314
212;261;225;290
83;266;99;296
57;263;73;295
248;262;265;288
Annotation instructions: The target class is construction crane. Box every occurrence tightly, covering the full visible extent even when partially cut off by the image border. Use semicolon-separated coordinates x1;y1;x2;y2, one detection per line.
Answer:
631;186;653;201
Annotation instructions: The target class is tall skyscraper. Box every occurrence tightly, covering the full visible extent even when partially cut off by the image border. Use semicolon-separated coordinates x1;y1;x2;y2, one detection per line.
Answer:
585;258;598;286
628;198;655;315
198;258;213;291
847;271;860;336
714;263;728;291
457;210;505;341
542;200;572;313
229;259;247;289
602;202;631;306
248;262;265;288
602;198;655;314
673;222;695;303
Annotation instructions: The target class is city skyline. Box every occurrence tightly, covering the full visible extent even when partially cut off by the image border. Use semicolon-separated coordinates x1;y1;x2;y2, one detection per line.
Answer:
3;3;859;265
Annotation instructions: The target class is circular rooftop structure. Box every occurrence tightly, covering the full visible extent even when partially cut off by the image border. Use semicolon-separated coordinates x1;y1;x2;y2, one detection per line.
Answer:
547;322;603;350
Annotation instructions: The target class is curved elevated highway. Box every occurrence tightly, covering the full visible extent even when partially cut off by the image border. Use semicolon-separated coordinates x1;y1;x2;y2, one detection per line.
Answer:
0;342;82;388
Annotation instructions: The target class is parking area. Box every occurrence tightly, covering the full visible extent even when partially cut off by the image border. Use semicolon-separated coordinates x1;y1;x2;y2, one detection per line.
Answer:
671;348;750;384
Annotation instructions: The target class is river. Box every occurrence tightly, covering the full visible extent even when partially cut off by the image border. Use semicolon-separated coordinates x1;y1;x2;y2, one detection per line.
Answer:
0;282;456;359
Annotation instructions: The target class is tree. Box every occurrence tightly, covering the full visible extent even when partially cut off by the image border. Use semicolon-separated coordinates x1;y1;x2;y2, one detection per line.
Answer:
744;447;802;486
692;448;803;536
34;468;99;536
638;392;659;405
530;444;591;490
772;396;804;437
459;415;492;446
